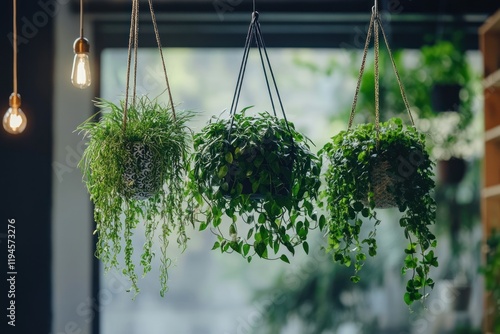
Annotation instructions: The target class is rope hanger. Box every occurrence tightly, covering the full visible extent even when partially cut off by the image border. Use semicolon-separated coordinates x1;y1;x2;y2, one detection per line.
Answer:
347;0;415;142
122;0;176;132
228;0;293;140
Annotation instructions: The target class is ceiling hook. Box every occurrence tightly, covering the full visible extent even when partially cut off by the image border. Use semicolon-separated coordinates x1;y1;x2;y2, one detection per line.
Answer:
372;0;378;16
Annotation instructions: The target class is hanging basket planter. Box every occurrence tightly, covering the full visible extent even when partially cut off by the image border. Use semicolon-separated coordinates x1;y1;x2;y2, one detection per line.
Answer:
189;11;322;263
319;5;437;306
77;0;193;297
122;141;163;200
363;158;398;208
215;112;295;200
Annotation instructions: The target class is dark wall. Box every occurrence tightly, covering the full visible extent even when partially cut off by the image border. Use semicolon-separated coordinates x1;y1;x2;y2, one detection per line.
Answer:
86;0;499;50
0;1;53;333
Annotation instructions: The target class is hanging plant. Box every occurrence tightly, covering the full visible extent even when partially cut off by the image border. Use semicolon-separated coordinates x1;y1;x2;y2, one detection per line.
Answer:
320;119;437;304
189;11;322;263
191;108;321;262
77;0;193;296
78;97;193;295
319;6;437;306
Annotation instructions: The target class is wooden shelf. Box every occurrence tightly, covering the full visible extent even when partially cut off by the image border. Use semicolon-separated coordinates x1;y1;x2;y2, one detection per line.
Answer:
479;9;500;34
483;185;500;199
485;125;500;142
480;10;500;333
484;68;500;89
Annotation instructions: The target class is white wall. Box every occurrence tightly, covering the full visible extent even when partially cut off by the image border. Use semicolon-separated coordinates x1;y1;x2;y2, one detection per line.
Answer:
52;2;93;334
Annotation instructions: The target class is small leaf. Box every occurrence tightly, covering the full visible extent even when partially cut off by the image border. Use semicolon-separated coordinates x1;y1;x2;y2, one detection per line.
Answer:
280;254;290;264
350;275;360;283
318;215;326;231
218;165;229;178
235;147;242;156
358;151;367;162
229;223;237;237
243;244;251;256
303;241;309;254
361;208;370;218
247;228;254;239
404;292;412;305
225;152;233;163
258;213;266;224
254;232;262;242
255;242;267;258
292;182;300;196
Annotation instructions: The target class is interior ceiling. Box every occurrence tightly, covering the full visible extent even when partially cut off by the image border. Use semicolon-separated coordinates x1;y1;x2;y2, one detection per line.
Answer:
76;0;500;49
79;0;498;14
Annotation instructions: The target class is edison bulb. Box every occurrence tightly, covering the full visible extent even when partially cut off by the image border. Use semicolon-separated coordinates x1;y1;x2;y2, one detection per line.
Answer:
3;93;27;134
71;53;91;89
3;107;27;134
71;38;91;89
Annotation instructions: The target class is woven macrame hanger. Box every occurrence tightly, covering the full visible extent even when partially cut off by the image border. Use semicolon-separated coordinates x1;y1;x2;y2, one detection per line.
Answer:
228;4;293;139
347;0;416;146
122;0;176;132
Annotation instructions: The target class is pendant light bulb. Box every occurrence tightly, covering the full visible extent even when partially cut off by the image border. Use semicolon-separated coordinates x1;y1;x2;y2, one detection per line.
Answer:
71;37;91;89
3;93;27;134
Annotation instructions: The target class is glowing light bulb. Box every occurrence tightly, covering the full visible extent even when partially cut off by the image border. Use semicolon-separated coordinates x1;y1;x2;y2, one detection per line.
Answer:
3;93;27;134
71;38;91;89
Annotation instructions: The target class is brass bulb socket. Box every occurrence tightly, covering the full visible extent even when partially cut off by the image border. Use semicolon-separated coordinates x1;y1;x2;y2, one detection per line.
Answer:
9;93;21;108
73;37;90;54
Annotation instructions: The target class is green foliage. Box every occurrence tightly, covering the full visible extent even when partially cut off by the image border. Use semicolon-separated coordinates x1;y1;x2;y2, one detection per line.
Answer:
419;40;470;85
319;118;437;305
77;96;194;296
482;229;500;332
189;108;322;262
408;40;475;130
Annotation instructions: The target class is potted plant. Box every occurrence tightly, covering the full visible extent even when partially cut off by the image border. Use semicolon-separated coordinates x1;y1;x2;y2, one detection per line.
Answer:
417;40;471;113
78;96;194;296
320;118;437;305
418;40;473;185
189;107;322;263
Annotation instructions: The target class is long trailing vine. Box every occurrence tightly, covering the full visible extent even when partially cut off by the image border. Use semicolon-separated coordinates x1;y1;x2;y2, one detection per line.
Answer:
78;97;193;296
320;118;437;305
189;108;322;263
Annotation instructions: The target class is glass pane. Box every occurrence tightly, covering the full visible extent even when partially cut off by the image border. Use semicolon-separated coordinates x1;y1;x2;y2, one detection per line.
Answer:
99;47;344;334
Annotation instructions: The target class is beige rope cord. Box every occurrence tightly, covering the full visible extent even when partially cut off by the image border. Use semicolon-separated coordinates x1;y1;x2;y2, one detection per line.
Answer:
122;0;176;132
122;0;139;131
347;4;416;139
147;0;176;119
347;2;418;209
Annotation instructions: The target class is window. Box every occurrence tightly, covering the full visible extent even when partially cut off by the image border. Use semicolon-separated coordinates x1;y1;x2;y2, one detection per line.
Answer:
99;47;347;334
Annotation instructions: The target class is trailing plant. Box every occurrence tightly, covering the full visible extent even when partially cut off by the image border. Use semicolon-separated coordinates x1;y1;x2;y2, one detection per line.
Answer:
410;39;475;130
319;8;437;305
320;118;437;305
190;108;322;263
78;96;194;296
482;229;500;332
189;11;322;263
